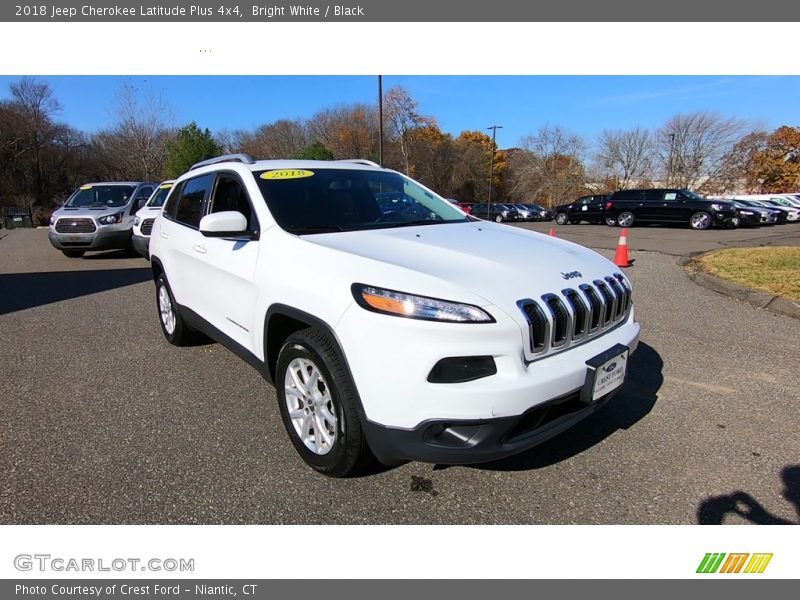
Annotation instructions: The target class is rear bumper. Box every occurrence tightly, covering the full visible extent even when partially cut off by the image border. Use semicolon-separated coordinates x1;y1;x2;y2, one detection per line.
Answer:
49;228;132;251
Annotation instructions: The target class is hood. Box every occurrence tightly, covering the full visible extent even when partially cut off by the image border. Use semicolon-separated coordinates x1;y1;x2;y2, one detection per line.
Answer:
302;221;621;310
54;205;127;218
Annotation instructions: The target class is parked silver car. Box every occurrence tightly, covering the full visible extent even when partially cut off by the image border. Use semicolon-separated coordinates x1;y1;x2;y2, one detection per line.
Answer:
48;182;157;258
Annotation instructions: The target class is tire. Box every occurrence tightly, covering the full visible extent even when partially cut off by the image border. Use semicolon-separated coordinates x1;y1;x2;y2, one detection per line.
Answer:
155;273;194;346
689;211;712;230
61;249;85;258
276;328;374;477
555;212;569;225
605;216;618;227
494;214;503;223
728;216;741;229
617;211;635;227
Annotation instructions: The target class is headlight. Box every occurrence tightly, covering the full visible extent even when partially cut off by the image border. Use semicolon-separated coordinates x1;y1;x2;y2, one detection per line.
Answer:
352;284;494;323
98;212;123;225
133;216;141;226
49;215;56;225
710;203;728;211
739;210;754;216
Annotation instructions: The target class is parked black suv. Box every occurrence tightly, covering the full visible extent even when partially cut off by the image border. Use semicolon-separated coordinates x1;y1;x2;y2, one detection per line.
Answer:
554;194;610;225
471;203;520;222
605;189;738;230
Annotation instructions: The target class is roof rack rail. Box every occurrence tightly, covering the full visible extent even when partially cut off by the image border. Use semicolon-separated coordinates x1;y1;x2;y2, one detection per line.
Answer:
189;153;255;171
341;159;382;168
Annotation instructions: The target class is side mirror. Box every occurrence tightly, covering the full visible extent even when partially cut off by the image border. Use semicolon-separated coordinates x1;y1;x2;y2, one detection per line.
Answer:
199;211;251;238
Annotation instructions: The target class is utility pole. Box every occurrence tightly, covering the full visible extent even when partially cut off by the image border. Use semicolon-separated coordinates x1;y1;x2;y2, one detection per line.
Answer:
378;75;384;167
487;125;503;220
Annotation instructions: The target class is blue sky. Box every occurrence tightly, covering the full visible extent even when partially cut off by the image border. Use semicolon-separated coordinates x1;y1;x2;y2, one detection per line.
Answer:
0;75;797;149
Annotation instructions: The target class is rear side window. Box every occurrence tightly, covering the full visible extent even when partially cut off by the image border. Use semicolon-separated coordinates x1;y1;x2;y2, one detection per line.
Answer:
611;190;641;202
644;190;664;202
174;174;214;228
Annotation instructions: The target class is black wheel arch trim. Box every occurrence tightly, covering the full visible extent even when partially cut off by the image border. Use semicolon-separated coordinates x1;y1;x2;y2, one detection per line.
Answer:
264;304;370;423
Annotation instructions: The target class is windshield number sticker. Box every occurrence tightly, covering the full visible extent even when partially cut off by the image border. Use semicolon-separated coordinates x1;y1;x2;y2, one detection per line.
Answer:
261;170;315;180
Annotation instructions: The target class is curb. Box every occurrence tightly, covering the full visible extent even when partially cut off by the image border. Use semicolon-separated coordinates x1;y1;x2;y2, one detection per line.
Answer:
679;254;800;320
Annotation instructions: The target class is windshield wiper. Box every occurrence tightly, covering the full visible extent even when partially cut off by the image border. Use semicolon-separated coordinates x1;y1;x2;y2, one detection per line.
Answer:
290;225;344;234
378;219;447;229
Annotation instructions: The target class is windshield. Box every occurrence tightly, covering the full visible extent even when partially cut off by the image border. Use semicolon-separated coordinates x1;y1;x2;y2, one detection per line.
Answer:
255;168;469;234
147;185;173;208
65;185;136;208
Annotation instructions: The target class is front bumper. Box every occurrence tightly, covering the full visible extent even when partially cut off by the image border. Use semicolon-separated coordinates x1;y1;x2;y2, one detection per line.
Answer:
131;234;150;258
711;210;739;227
49;228;132;251
364;382;622;465
337;299;640;433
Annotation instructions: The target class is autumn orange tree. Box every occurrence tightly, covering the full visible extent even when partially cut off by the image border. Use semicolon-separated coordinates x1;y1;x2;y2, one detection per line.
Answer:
747;126;800;192
451;130;507;202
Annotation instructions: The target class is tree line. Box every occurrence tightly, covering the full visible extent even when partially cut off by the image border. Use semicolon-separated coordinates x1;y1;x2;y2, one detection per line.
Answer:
1;77;798;225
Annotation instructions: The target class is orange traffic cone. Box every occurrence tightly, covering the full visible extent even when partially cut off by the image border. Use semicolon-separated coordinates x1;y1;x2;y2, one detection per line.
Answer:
613;228;631;267
548;228;555;237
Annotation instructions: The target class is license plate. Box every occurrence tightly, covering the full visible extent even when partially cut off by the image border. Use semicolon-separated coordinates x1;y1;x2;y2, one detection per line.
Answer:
581;344;629;404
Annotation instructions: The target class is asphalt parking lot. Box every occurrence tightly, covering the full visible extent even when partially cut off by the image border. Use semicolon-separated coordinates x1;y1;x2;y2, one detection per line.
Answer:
1;227;798;524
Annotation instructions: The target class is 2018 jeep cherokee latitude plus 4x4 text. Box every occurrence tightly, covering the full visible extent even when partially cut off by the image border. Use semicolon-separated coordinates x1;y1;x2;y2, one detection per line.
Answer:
149;155;640;477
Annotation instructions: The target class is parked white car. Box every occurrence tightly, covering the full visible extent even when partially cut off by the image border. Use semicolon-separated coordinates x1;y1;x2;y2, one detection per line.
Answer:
132;180;175;258
149;155;640;477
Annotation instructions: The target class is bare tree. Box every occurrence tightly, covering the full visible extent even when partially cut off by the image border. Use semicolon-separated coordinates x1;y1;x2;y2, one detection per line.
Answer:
596;127;654;190
306;103;379;160
229;119;307;159
510;126;587;207
383;86;434;175
92;84;173;181
657;111;747;190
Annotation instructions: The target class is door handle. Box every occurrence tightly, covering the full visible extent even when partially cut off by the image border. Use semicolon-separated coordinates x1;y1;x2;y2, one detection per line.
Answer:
192;244;207;254
160;232;169;239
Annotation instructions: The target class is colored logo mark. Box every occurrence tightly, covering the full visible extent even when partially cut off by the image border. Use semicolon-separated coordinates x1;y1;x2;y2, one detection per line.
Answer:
696;553;773;574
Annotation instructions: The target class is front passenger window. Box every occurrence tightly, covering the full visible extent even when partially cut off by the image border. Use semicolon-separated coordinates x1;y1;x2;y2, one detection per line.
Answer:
209;176;257;232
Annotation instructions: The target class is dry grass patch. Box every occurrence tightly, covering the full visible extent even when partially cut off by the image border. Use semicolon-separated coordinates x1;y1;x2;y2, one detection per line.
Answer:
696;246;800;302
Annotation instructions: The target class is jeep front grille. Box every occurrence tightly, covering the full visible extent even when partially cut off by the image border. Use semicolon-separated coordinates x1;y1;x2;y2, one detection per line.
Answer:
518;273;632;358
140;218;155;235
55;218;96;233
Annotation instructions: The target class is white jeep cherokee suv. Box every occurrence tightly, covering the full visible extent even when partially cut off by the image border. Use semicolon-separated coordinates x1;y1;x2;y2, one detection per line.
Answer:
149;154;640;477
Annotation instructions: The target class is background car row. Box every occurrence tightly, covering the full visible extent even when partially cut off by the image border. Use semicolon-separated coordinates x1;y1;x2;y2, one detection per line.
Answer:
553;189;800;231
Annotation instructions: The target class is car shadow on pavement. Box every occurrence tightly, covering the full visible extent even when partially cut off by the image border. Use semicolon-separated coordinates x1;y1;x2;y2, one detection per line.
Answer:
696;465;799;525
0;269;152;315
465;341;663;472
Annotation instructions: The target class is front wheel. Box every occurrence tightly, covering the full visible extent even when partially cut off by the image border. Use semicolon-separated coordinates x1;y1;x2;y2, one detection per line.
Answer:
494;214;504;223
617;211;635;227
555;212;569;225
605;217;618;227
61;249;85;258
276;328;374;477
689;211;712;230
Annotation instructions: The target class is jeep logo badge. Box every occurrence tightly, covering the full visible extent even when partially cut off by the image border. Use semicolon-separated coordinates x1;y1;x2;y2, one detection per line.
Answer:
561;271;582;280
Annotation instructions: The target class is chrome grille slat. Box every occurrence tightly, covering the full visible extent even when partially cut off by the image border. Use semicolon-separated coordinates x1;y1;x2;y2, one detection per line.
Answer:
55;218;96;234
519;273;633;361
140;218;155;235
594;279;616;326
542;293;571;348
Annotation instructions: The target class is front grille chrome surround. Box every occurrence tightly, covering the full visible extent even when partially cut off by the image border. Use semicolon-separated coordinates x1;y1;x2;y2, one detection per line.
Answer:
55;218;96;234
518;273;633;360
